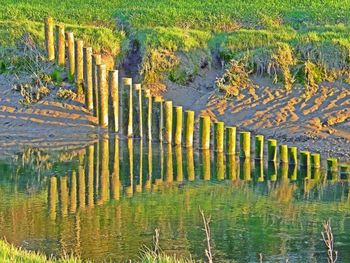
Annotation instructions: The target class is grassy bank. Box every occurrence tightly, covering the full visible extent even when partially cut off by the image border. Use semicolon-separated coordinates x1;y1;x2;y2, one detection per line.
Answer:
2;1;350;92
0;240;195;263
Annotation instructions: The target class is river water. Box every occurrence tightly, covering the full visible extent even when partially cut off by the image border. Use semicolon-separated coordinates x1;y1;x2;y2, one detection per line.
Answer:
0;138;349;262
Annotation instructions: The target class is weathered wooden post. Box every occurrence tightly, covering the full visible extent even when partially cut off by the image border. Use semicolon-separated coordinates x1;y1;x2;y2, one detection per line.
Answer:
66;32;75;80
255;135;264;159
214;122;224;152
152;96;164;142
267;139;277;162
83;47;93;110
164;101;173;143
97;64;108;128
44;17;55;61
55;24;65;66
144;90;152;141
288;146;298;165
109;70;119;132
199;116;211;150
134;83;143;138
311;153;320;169
279;144;288;163
92;54;101;118
300;151;310;167
225;127;236;155
75;40;84;95
184;110;195;147
239;132;251;158
173;106;183;145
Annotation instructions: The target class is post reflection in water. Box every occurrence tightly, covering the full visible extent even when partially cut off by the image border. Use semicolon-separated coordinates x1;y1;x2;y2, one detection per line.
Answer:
227;154;237;181
201;149;211;181
35;138;350;263
186;147;195;181
214;152;225;181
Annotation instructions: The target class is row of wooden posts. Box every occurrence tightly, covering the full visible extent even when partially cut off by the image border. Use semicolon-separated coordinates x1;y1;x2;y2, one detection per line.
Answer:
44;17;348;175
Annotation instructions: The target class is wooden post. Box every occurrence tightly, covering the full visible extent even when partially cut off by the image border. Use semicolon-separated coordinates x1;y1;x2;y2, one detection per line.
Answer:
173;106;183;145
288;146;297;165
135;83;143;138
165;144;173;183
267;139;277;162
268;161;277;181
48;176;57;220
215;152;225;180
164;101;173;144
199;116;211;150
75;40;84;95
214;122;224;152
300;151;310;167
44;17;55;61
175;145;183;182
144;89;152;141
255;135;264;159
97;64;108;128
240;158;251;181
83;47;93;110
184;110;194;147
70;171;77;213
152;96;163;142
254;160;264;182
201;150;211;180
239;132;251;158
186;147;195;181
279;144;288;163
55;24;65;66
122;78;133;137
109;70;119;132
327;158;338;172
66;32;75;80
227;154;237;181
92;54;101;118
311;153;320;168
226;127;236;155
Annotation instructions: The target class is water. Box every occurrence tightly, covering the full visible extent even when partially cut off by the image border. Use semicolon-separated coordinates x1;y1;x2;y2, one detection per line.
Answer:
0;138;349;262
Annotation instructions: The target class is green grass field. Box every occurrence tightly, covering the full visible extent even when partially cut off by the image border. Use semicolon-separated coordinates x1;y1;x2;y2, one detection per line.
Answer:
1;0;350;92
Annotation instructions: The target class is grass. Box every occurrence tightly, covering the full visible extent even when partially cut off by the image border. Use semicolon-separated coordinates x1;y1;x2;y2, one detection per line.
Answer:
2;1;350;91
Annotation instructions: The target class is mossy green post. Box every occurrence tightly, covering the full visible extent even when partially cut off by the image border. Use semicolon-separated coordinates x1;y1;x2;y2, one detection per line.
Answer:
311;153;320;168
97;64;108;128
164;101;173;144
279;144;288;163
267;139;277;162
55;24;65;66
92;54;101;118
226;127;236;155
173;106;183;145
214;122;224;152
66;32;75;79
83;47;93;111
184;110;194;147
255;135;264;159
300;151;310;167
44;17;55;61
327;158;338;172
135;84;143;138
199;116;211;150
240;132;251;158
75;40;84;96
288;147;298;165
109;70;119;133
